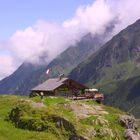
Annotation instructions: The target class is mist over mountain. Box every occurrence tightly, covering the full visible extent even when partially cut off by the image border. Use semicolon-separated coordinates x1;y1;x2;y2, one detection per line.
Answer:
0;33;104;95
1;0;140;80
69;19;140;85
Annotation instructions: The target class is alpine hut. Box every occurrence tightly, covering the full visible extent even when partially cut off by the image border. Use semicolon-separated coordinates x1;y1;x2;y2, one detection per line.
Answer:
30;77;87;98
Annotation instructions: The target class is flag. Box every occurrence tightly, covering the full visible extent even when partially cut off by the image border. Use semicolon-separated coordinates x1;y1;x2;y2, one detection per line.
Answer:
46;69;50;75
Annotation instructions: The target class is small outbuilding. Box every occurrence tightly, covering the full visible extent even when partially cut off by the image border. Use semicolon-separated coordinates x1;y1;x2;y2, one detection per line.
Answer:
30;77;87;97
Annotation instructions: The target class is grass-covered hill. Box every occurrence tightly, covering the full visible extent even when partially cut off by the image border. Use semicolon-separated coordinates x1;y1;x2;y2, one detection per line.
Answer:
0;95;139;140
104;75;140;118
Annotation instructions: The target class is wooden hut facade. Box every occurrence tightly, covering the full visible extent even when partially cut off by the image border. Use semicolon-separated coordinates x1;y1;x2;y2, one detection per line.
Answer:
30;77;87;97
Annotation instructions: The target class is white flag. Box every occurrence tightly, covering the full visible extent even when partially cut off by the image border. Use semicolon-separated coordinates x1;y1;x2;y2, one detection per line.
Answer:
46;69;50;74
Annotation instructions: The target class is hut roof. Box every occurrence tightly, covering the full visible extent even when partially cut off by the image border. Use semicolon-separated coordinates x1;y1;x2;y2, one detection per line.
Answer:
32;77;68;91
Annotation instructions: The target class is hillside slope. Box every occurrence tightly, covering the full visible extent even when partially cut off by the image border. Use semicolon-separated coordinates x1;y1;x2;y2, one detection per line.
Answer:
1;95;140;140
105;75;140;118
68;19;140;118
0;34;103;95
69;19;140;87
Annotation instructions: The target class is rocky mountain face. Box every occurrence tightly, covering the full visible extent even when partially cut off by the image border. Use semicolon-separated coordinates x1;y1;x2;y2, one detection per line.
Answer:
0;33;104;95
69;19;140;118
69;19;140;86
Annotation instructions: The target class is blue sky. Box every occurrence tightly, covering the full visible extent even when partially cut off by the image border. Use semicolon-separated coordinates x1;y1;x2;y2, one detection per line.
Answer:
0;0;93;40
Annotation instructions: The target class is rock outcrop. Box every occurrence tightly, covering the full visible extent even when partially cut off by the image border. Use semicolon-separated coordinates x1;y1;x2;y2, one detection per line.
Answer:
119;115;140;140
124;129;140;140
119;115;137;129
7;97;140;140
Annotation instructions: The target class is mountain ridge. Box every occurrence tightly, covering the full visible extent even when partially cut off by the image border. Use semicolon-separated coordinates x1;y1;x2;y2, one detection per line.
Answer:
69;19;140;85
0;33;104;95
68;19;140;118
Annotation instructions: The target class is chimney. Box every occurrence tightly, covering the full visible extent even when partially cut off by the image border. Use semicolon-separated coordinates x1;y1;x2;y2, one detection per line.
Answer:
59;74;64;80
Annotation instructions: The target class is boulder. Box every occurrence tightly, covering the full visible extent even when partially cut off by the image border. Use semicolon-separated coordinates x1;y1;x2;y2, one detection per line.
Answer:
124;129;140;140
49;115;76;133
119;115;140;140
119;115;137;129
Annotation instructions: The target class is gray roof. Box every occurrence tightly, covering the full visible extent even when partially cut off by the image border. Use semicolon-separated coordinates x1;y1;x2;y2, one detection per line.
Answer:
32;78;68;91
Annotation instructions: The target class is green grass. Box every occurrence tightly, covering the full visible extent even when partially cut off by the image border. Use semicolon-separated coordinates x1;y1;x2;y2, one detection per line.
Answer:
32;96;66;106
2;96;81;140
80;115;97;126
0;95;137;140
43;96;66;106
87;60;140;95
0;95;63;140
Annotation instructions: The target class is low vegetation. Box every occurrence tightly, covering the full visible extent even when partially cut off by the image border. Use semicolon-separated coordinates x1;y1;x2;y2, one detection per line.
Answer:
0;95;139;140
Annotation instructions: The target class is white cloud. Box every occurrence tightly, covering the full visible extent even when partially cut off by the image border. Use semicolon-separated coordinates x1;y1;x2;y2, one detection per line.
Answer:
1;0;140;80
63;0;115;34
0;55;15;80
9;21;79;64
